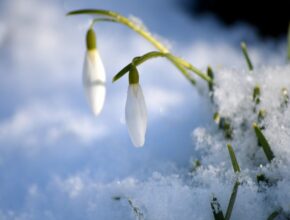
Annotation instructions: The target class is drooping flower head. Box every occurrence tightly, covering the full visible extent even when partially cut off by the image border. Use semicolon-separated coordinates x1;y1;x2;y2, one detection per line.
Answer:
83;28;106;116
125;65;147;147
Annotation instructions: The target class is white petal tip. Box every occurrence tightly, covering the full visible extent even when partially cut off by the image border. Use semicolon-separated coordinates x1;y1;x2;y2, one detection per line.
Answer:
132;141;145;148
91;108;102;117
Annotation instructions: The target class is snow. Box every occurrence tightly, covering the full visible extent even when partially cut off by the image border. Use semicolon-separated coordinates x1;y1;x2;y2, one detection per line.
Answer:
0;0;289;219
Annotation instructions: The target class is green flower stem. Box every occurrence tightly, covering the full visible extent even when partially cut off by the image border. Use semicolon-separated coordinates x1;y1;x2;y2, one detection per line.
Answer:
166;54;197;85
241;42;253;71
113;51;198;85
67;9;169;53
67;9;212;83
174;56;213;82
90;17;117;28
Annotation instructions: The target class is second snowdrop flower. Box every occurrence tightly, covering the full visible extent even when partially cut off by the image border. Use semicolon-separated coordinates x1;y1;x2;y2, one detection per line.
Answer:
83;28;106;116
125;65;147;147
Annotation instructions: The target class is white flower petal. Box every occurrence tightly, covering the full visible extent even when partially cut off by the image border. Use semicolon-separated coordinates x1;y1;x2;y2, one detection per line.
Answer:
83;49;106;116
125;84;147;147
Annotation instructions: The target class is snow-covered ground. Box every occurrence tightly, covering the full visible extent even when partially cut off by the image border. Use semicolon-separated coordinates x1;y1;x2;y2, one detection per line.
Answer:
0;0;288;219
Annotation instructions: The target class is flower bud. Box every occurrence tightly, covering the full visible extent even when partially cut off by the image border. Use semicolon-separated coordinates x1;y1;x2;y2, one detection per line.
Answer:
83;28;106;116
125;66;147;147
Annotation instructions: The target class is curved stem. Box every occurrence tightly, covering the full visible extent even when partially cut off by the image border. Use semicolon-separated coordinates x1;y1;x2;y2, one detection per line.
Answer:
113;51;196;85
90;17;117;28
67;9;169;53
67;9;212;83
174;57;213;82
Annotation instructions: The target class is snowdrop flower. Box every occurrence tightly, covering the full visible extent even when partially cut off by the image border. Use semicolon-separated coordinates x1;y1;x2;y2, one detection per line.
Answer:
83;28;106;116
125;65;147;147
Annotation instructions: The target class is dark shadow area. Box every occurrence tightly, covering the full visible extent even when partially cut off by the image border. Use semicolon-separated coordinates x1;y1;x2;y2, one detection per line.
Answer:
179;0;290;38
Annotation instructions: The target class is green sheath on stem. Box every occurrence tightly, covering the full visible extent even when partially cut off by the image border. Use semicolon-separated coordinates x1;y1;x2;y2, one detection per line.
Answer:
129;65;139;84
86;28;96;50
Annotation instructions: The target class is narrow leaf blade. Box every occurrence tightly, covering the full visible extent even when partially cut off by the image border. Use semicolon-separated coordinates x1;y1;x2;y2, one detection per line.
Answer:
227;144;241;173
112;64;132;82
225;181;239;220
253;123;275;162
241;42;254;71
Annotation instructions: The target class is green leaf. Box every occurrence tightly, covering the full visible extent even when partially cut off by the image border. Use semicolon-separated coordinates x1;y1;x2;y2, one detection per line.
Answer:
211;196;225;220
227;144;240;173
113;64;132;82
207;66;214;92
207;66;215;101
241;42;253;71
67;9;118;17
219;117;233;139
253;123;275;162
225;181;239;220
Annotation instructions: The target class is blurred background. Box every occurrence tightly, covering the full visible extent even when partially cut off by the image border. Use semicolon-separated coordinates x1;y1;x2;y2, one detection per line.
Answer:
0;0;288;219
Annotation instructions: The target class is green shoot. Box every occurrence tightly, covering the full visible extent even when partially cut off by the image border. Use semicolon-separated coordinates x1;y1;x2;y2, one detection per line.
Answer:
253;123;275;162
225;144;240;220
225;181;239;220
227;144;240;173
207;66;215;101
219;117;233;139
241;42;254;71
253;85;261;105
213;113;233;139
257;109;266;125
